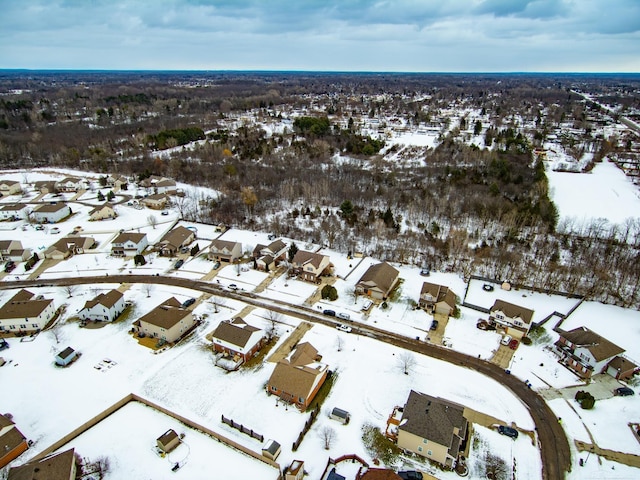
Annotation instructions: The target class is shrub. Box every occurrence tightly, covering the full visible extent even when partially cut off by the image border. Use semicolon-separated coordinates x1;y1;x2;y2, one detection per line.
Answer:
521;336;532;346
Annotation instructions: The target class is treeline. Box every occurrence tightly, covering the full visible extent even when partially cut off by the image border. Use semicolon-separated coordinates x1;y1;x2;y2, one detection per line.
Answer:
147;127;205;150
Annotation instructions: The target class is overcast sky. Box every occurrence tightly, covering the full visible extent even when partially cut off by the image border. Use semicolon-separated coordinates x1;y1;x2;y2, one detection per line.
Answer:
0;0;638;72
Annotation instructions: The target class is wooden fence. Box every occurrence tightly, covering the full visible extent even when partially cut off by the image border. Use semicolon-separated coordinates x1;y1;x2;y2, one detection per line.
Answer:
221;415;264;442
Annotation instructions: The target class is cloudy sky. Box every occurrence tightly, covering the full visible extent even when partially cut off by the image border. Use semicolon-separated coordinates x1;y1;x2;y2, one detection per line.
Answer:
0;0;638;72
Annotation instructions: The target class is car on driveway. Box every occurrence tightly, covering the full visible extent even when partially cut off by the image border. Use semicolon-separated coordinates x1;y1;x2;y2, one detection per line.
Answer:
430;319;439;331
336;324;352;333
182;298;196;308
509;339;519;350
174;259;184;269
212;261;221;270
500;334;512;346
614;387;635;396
4;261;16;273
498;425;518;439
398;471;423;480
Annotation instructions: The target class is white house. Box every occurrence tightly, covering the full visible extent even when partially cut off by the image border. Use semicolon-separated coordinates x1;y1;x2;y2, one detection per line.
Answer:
0;204;29;221
488;299;535;339
555;326;626;379
0;240;31;262
111;232;148;256
55;177;85;192
78;289;125;323
31;203;71;224
0;289;56;333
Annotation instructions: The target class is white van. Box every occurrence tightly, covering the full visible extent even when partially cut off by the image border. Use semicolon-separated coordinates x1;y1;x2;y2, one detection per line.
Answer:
337;312;350;321
501;335;512;346
361;299;373;311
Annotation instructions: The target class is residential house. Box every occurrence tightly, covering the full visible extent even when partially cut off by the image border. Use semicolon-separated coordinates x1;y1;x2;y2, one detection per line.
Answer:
356;262;400;300
357;469;403;480
266;342;328;411
291;250;332;283
55;177;84;192
155;178;178;195
107;175;128;190
555;326;626;380
208;239;242;263
390;390;467;469
111;232;148;256
488;299;535;339
419;282;457;316
253;239;288;271
157;429;180;453
0;180;22;196
55;347;77;366
156;226;195;256
89;203;116;221
211;317;267;367
7;448;76;480
31;203;71;224
0;240;32;263
142;193;168;210
44;236;95;260
33;180;57;194
0;289;55;333
0;204;29;221
133;298;195;343
0;414;29;468
78;289;125;322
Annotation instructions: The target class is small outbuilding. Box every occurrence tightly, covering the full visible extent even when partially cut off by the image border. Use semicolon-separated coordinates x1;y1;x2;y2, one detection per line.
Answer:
285;460;305;480
157;429;180;453
261;439;281;461
330;407;351;425
55;347;77;366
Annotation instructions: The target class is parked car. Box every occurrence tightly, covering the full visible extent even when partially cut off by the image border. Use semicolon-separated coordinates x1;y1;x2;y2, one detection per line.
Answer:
398;471;423;480
161;210;169;216
4;261;16;273
35;224;45;231
419;268;430;276
50;226;60;234
182;298;196;308
337;312;350;321
336;324;352;333
498;425;518;439
361;299;373;311
323;309;336;317
483;283;494;291
508;339;519;350
212;261;221;270
430;319;439;331
174;259;184;269
228;284;238;291
614;387;635;396
501;334;512;346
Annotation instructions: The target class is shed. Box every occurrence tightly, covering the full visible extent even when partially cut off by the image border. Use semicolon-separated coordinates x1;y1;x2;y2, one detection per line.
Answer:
285;460;305;480
55;347;77;366
157;429;180;453
261;439;281;461
330;407;351;425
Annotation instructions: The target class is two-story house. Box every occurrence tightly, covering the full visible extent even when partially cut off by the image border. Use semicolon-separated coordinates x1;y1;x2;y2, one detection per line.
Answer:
89;203;116;221
78;289;125;323
111;232;148;256
0;289;55;333
211;317;266;369
0;204;29;221
488;299;535;339
156;226;195;256
208;239;242;264
419;282;457;316
253;239;288;271
291;250;332;283
0;180;22;196
133;298;195;343
356;262;400;300
31;203;71;224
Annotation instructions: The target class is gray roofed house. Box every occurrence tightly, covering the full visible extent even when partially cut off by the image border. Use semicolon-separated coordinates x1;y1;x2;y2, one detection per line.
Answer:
261;439;281;461
55;347;77;366
356;262;400;300
395;390;467;468
7;448;76;480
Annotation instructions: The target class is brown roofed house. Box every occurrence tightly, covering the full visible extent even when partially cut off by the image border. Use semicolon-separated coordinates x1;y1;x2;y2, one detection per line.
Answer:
356;262;400;300
7;448;76;480
253;239;288;271
44;236;95;260
0;180;22;196
111;232;148;256
133;299;195;343
142;193;168;210
489;299;535;339
0;414;29;468
419;282;457;316
0;289;55;333
211;317;266;368
266;342;328;411
88;203;116;221
291;250;332;283
156;226;195;256
208;239;242;263
78;289;125;323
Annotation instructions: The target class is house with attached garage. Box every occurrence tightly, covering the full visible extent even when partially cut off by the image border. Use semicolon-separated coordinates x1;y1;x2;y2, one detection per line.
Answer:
55;177;85;192
291;250;332;283
141;193;168;210
133;297;195;344
554;326;633;380
0;289;56;333
253;239;288;271
0;203;29;221
0;413;29;469
0;240;32;263
78;289;125;323
356;262;400;301
488;299;534;339
211;317;267;369
156;226;195;256
33;180;57;194
419;282;457;316
0;180;22;196
89;203;116;221
7;448;77;480
111;232;148;256
31;203;71;224
208;239;242;264
44;236;95;260
386;390;468;469
266;342;328;411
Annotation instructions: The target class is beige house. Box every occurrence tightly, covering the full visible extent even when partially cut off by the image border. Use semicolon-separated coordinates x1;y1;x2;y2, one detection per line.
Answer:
0;289;56;333
111;232;148;256
56;177;84;192
356;262;400;300
291;250;332;283
208;239;242;263
419;282;457;316
252;239;288;271
488;299;535;339
156;226;195;256
142;193;168;210
89;203;116;221
33;180;56;194
7;448;76;480
44;236;95;260
391;390;467;469
0;180;22;196
133;298;195;343
0;239;31;263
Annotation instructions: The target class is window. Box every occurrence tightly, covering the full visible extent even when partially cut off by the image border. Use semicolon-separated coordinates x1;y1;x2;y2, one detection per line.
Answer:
427;450;432;456
271;386;277;392
423;439;428;444
417;446;423;452
496;313;504;320
298;397;304;403
19;324;26;329
10;325;16;330
32;324;38;328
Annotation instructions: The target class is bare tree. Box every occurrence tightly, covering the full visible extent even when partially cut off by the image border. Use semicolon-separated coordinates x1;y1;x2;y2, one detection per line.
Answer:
142;284;154;298
63;285;77;298
209;296;226;314
266;310;282;340
484;452;509;480
49;321;64;345
397;352;416;375
320;425;336;450
335;335;344;352
147;214;158;229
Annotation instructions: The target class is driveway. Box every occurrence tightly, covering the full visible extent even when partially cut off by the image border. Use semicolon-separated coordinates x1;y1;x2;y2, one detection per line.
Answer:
539;373;622;401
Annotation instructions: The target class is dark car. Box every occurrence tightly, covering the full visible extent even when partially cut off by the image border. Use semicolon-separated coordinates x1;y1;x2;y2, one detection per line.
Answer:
614;387;635;397
0;338;9;351
398;471;423;480
430;319;439;331
498;425;519;439
4;261;16;273
323;309;336;317
174;259;184;269
182;298;196;308
508;339;519;350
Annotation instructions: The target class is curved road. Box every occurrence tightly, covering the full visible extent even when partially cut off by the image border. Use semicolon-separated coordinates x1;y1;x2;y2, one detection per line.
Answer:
1;275;571;479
